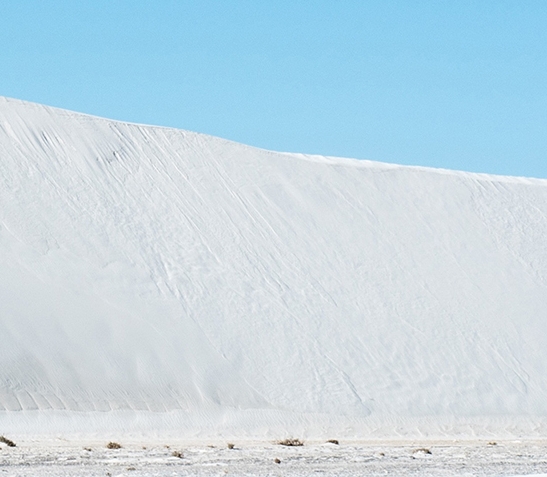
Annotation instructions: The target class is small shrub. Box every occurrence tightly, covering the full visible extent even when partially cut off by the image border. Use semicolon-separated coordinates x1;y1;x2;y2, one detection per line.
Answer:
274;458;281;464
327;439;339;445
488;441;497;446
227;442;235;449
106;442;122;449
172;450;183;459
277;438;304;447
413;448;431;455
0;436;16;447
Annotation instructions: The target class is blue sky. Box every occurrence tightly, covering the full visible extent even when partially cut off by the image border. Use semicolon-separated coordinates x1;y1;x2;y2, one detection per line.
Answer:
1;1;546;178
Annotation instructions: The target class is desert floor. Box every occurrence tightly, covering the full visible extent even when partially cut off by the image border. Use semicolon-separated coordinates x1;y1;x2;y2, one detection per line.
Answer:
2;438;547;476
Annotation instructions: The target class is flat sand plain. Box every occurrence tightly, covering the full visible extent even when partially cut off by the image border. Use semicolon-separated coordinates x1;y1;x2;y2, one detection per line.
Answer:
2;439;547;476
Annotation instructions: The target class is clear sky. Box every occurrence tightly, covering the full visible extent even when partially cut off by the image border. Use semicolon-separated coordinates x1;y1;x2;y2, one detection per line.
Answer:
1;1;546;178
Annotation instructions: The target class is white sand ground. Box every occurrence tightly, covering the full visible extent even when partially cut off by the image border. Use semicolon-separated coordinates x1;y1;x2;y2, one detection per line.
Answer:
1;97;547;445
2;438;547;476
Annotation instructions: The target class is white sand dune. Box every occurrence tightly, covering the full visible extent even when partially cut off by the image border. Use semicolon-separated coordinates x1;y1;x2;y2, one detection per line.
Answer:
1;96;547;438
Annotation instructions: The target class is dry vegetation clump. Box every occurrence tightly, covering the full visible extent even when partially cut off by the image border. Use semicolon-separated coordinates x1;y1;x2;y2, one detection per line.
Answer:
327;439;339;445
488;441;498;446
0;436;16;447
227;442;235;449
274;458;281;464
106;442;122;449
172;450;183;459
413;448;432;455
277;438;304;447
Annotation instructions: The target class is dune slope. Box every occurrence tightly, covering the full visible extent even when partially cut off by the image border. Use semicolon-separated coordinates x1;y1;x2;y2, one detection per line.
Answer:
1;97;547;437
